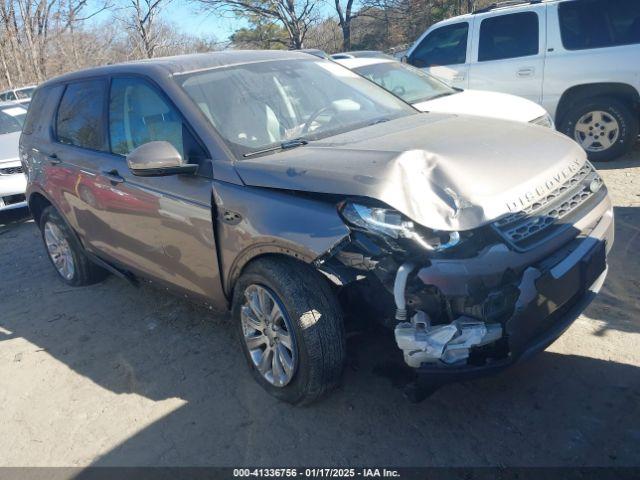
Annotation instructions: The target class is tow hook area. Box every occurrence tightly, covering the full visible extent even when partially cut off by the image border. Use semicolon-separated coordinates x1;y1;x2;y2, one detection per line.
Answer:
392;260;503;368
394;311;503;368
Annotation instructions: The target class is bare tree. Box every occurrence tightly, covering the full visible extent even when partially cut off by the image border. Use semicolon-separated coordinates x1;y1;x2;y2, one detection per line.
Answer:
197;0;319;49
332;0;366;51
119;0;172;58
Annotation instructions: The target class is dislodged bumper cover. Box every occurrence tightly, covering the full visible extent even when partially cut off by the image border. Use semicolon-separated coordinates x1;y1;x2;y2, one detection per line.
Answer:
234;114;588;231
401;195;613;372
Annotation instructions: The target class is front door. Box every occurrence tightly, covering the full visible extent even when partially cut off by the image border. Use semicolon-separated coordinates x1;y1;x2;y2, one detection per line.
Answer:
407;21;473;89
101;76;223;302
467;6;546;104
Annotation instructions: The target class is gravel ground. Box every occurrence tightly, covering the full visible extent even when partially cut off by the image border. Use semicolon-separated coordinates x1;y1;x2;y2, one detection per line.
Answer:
0;144;639;468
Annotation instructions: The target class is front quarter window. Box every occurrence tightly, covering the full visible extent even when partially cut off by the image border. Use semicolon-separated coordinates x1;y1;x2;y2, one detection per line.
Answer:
176;58;414;158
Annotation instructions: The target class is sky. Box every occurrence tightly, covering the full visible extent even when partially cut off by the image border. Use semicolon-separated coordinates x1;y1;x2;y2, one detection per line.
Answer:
162;1;247;41
89;0;249;43
90;0;336;44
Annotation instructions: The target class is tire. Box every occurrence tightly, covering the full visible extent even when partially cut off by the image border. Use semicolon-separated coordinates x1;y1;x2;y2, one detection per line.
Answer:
559;96;639;162
39;206;108;286
232;257;346;405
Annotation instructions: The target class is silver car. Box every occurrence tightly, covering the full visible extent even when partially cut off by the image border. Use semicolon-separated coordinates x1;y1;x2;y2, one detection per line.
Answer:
21;51;613;403
0;102;28;212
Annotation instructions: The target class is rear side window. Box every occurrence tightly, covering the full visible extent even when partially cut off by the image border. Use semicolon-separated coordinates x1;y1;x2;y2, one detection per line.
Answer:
479;12;539;61
410;22;469;67
559;0;640;50
109;77;184;157
56;80;107;151
22;88;47;135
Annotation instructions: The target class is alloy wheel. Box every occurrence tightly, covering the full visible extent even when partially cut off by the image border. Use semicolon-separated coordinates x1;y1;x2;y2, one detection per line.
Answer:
240;284;297;387
574;110;620;153
44;222;75;280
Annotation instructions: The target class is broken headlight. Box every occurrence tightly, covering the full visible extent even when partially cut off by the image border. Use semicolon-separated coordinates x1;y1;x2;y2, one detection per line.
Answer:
339;202;460;252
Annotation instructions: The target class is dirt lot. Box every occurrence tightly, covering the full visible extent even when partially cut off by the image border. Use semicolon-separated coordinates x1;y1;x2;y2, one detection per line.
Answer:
1;145;639;468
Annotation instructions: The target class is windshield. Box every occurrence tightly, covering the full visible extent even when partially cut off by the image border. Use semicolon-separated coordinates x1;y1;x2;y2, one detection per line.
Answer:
0;106;25;134
354;62;456;104
177;59;415;157
15;88;35;99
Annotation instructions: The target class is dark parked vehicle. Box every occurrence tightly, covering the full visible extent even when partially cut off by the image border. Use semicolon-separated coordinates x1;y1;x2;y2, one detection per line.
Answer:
21;51;614;403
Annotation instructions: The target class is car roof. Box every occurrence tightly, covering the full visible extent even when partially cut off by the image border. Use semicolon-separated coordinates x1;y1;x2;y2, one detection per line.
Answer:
0;85;36;94
39;50;314;88
331;50;395;60
0;100;27;109
432;0;561;25
333;57;396;69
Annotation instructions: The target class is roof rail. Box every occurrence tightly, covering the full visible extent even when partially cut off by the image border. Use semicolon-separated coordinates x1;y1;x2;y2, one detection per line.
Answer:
473;0;543;14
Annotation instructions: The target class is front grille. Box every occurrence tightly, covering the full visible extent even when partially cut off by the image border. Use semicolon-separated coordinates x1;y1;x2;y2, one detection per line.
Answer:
0;166;24;175
493;162;603;251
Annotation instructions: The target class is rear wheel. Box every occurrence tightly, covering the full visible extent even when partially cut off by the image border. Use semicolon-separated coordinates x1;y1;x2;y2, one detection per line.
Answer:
232;257;346;405
40;206;108;286
559;96;639;162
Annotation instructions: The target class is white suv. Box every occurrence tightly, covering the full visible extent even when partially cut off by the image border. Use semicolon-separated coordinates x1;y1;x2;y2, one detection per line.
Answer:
405;0;640;161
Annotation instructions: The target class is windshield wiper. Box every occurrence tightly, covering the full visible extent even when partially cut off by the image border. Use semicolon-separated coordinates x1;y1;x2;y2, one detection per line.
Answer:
425;92;457;102
367;118;391;126
243;139;308;158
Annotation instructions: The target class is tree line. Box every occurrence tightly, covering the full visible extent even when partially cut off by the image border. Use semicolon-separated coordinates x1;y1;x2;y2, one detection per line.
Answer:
0;0;493;91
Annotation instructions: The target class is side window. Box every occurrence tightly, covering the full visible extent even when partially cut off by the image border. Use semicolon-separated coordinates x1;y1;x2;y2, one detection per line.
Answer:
109;78;184;158
559;0;640;50
478;12;539;62
410;23;469;67
56;80;107;151
22;88;47;135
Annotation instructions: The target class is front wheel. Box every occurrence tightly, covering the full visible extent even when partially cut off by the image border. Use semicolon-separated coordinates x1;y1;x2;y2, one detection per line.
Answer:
232;257;346;405
559;96;639;162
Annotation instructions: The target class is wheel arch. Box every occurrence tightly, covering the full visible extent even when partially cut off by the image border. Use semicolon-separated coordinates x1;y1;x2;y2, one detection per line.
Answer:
226;247;320;302
28;191;53;226
556;83;640;125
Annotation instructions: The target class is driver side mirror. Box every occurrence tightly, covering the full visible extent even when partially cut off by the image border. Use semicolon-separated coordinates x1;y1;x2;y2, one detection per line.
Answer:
126;141;198;177
400;55;408;64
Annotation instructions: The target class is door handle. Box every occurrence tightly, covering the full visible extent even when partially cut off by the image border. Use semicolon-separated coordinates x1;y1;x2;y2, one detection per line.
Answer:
102;169;124;184
48;153;61;165
517;67;535;78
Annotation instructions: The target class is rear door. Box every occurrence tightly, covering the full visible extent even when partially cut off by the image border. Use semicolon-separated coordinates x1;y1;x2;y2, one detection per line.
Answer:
468;5;546;103
49;78;117;242
407;21;473;89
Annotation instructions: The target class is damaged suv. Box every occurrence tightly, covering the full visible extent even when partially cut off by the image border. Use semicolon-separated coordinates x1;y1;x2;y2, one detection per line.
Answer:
21;51;613;404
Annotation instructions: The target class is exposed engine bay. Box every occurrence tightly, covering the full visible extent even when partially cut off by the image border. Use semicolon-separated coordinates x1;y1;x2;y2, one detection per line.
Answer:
315;162;613;371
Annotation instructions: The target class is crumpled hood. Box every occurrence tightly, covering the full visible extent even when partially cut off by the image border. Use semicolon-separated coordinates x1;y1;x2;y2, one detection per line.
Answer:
234;114;587;231
0;131;21;164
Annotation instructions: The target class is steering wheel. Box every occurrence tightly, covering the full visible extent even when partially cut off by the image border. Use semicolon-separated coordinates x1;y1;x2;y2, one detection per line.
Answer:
392;86;406;97
302;105;337;134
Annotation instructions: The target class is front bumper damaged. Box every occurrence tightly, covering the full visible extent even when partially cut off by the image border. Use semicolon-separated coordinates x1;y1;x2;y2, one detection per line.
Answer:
394;193;613;398
319;185;614;400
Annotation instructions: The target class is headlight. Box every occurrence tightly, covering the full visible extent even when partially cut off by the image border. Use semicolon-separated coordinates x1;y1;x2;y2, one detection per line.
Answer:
339;202;460;252
530;113;555;129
